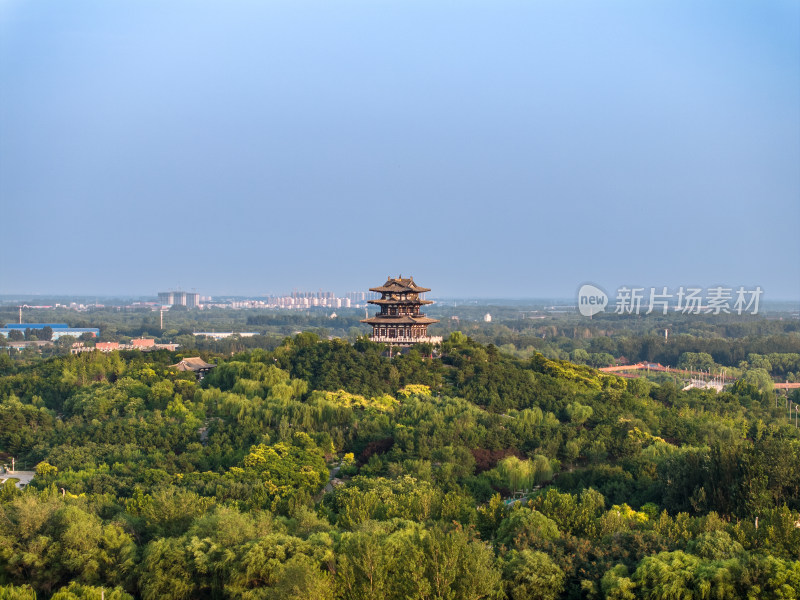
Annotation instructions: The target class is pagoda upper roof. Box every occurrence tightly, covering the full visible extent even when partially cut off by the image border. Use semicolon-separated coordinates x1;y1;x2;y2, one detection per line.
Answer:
361;315;440;325
369;276;431;294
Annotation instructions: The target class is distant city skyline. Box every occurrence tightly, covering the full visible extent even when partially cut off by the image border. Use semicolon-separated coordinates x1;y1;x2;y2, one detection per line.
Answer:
1;1;798;299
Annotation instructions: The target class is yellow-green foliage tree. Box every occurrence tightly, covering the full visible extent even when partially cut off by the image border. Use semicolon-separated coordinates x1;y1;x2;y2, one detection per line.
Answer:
243;432;328;503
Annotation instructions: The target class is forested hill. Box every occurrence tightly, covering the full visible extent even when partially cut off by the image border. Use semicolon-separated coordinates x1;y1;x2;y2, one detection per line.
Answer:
1;333;799;599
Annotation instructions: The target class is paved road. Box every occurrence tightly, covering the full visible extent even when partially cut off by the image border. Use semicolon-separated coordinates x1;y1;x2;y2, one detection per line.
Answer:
323;465;342;493
0;470;35;488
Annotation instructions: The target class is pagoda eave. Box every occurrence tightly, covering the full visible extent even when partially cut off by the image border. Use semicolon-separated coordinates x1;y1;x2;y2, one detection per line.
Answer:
368;298;433;306
361;316;439;325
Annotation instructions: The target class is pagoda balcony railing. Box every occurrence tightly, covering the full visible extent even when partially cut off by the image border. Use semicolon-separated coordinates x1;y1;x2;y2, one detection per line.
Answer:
369;335;443;345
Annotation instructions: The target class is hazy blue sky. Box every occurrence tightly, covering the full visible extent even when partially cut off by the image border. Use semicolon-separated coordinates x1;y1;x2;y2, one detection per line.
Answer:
1;0;798;299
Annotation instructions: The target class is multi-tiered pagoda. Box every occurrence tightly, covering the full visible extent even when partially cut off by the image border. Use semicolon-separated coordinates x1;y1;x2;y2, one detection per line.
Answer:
361;276;442;346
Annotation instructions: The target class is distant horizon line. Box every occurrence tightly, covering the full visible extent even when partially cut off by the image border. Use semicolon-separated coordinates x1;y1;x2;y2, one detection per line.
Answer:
1;293;799;306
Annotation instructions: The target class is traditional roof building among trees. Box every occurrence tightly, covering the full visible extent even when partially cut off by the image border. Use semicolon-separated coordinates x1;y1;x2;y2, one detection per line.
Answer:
169;357;216;380
361;276;442;346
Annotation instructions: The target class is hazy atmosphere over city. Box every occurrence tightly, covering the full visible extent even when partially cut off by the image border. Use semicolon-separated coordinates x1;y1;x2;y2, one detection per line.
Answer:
1;0;798;298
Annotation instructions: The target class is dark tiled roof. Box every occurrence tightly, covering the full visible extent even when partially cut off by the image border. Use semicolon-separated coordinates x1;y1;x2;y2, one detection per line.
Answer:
369;276;431;294
170;357;215;371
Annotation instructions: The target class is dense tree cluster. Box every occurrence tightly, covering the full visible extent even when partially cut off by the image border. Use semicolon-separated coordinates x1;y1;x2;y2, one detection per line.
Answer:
462;316;800;382
0;332;798;598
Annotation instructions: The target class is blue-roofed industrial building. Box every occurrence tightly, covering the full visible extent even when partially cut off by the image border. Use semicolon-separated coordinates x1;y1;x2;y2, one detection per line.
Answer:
4;323;69;329
1;323;100;340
